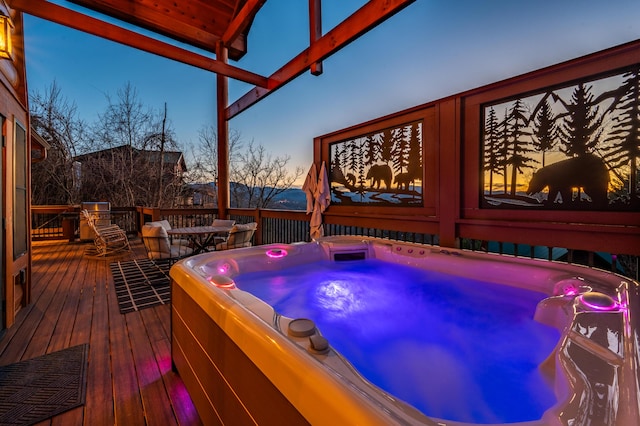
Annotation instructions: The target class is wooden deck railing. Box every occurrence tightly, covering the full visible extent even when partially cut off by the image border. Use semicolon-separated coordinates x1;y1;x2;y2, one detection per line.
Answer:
31;204;638;280
31;206;139;241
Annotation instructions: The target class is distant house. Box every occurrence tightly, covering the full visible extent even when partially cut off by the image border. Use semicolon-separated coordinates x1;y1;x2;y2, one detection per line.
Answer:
141;149;188;179
74;145;187;180
189;183;217;207
73;145;188;206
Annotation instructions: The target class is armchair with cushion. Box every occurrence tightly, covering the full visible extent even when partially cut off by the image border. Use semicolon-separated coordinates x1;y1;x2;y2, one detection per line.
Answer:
210;218;237;247
142;223;193;262
211;219;236;228
215;222;257;251
145;219;189;247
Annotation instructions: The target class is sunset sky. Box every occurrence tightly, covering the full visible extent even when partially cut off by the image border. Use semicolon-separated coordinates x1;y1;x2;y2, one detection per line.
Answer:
23;1;640;183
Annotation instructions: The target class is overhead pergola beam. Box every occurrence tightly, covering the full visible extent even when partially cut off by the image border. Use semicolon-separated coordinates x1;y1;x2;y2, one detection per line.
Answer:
11;0;270;87
222;0;266;45
309;0;322;76
226;0;415;119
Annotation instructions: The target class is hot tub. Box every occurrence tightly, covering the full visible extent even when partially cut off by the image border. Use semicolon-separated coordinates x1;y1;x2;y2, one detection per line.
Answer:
169;236;639;425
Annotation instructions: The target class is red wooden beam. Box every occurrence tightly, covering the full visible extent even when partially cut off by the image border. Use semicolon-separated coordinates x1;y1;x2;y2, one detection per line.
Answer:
216;41;230;217
309;0;323;76
12;0;269;87
227;0;416;119
222;0;266;45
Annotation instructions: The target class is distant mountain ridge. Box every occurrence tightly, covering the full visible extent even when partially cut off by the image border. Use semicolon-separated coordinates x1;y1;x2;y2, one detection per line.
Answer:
189;182;307;210
271;187;307;210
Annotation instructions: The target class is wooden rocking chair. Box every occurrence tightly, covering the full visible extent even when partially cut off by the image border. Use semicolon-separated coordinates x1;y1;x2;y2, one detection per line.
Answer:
82;209;131;257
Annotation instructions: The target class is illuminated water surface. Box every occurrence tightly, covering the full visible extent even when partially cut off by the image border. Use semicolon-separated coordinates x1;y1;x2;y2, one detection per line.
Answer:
233;259;559;424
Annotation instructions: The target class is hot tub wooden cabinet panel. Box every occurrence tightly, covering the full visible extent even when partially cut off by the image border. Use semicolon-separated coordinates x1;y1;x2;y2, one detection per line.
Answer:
171;282;310;426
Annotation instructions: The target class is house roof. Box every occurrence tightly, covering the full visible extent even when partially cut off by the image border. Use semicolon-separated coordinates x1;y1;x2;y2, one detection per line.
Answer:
31;126;50;163
144;150;186;169
74;145;187;171
31;127;50;150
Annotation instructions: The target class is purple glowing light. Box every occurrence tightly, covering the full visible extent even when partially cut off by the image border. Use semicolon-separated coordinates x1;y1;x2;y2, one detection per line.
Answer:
208;274;236;289
266;248;288;258
217;263;230;274
554;277;587;297
563;287;579;297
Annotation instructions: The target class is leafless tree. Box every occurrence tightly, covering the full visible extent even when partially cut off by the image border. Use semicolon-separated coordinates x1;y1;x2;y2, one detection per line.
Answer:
231;141;304;208
30;81;85;205
32;81;300;209
78;83;184;207
186;125;244;184
187;127;303;208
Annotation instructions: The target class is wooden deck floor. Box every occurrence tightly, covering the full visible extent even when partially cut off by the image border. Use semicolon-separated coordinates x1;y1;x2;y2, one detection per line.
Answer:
0;239;202;426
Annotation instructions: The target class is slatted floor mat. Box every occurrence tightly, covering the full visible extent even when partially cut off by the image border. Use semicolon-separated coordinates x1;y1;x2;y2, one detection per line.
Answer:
109;259;171;314
0;344;88;426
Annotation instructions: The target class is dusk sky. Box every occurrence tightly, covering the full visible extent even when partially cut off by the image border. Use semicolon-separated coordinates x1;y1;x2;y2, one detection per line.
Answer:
23;1;640;184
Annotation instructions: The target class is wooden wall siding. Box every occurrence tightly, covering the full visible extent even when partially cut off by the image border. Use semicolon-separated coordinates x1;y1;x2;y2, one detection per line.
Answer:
0;3;31;329
0;7;27;107
316;40;640;256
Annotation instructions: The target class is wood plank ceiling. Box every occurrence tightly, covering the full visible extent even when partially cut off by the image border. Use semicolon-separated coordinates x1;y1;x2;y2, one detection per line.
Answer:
67;0;257;60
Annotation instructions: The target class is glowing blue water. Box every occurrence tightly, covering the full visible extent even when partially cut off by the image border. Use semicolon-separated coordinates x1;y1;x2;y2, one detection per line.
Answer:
233;259;559;424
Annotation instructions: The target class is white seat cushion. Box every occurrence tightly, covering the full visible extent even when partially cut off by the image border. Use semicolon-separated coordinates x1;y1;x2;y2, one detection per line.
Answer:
212;219;236;227
216;222;257;250
141;224;192;259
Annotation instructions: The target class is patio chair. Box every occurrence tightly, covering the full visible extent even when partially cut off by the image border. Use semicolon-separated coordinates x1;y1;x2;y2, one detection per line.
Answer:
82;209;131;257
142;223;193;263
81;209;122;235
211;219;236;227
210;218;237;247
215;222;257;251
145;219;189;247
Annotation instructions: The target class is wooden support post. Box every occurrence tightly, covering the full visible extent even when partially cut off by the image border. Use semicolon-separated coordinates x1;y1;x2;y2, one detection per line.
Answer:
438;99;459;248
309;0;323;75
216;41;230;219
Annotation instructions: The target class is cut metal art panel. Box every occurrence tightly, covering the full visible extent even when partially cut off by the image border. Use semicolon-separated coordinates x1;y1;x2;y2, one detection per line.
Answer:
481;65;640;211
329;120;423;206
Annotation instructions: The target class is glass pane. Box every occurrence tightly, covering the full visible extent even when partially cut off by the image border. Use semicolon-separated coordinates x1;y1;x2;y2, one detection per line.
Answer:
14;121;27;259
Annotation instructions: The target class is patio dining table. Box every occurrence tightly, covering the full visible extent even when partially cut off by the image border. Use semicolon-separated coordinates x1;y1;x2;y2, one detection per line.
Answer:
167;225;233;254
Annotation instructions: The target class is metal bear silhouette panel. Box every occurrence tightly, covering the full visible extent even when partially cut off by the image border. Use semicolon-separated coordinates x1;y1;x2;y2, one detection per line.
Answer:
329;120;423;206
481;65;639;212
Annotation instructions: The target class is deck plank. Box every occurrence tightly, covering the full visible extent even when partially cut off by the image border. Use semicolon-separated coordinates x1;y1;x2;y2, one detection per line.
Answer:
0;242;68;361
106;252;147;425
127;311;178;425
52;251;93;426
0;239;201;426
87;256;117;425
5;246;75;362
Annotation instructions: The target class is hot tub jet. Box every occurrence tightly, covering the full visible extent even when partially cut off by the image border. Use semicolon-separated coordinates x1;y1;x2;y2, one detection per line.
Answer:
208;274;236;289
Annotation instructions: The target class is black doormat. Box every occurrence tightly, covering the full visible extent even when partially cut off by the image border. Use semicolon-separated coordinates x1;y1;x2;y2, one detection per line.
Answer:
110;258;171;314
0;344;88;426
